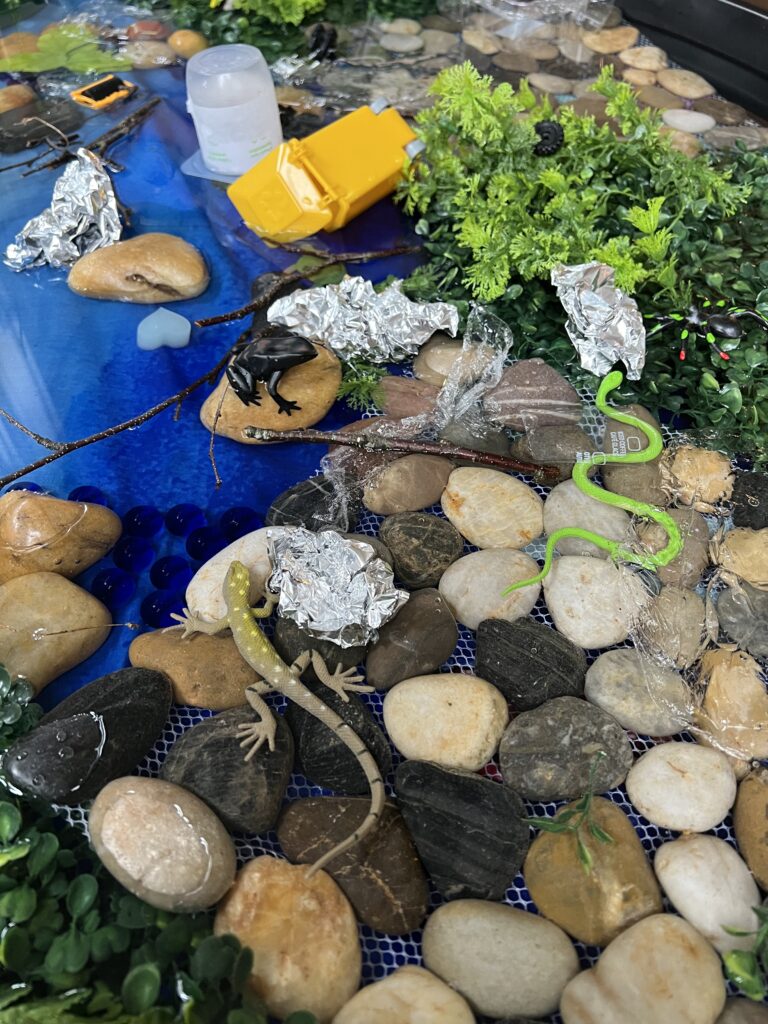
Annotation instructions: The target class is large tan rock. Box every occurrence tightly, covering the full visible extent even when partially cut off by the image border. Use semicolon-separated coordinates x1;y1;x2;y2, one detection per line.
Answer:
363;455;453;515
68;233;209;303
167;29;209;58
0;83;36;114
215;856;361;1023
733;767;768;890
696;649;768;760
0;572;110;692
0;490;121;585
441;467;543;549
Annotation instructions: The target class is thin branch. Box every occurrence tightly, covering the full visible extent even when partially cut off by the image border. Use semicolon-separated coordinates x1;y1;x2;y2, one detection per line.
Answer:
0;409;64;450
243;425;561;479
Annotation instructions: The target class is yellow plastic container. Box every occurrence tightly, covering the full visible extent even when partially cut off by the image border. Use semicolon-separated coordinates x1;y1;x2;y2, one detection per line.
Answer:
227;102;419;244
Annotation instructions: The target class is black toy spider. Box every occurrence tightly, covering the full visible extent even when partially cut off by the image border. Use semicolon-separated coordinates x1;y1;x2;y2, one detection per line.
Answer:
646;299;768;362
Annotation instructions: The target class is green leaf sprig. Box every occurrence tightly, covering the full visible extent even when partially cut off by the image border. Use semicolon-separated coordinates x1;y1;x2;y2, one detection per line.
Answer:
337;359;387;412
723;906;768;1001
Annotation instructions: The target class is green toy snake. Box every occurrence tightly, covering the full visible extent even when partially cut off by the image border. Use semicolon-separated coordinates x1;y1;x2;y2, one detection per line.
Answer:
503;370;682;595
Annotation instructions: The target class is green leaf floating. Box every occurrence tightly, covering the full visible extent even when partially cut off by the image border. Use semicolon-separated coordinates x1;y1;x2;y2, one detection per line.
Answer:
0;26;133;74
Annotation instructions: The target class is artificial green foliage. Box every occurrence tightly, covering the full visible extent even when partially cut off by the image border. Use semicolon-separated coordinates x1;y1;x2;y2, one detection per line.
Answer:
336;358;386;411
723;906;768;1001
0;667;40;755
208;0;324;27
0;25;133;73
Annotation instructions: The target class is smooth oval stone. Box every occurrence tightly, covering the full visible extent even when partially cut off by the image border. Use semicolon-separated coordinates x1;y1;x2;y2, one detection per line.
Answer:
637;586;707;669
499;695;632;801
379;512;463;588
602;460;666;505
380;31;424;52
560;914;726;1024
636;84;685;110
662;108;716;133
0;490;121;585
268;475;358;531
634;507;710;588
366;588;457;690
420;28;459;55
395;759;529;901
333;965;475;1024
657;67;714;98
160;709;293;834
731;471;768;529
277;797;428;935
581;25;639;51
717;1000;768;1024
483;358;581;430
123;40;176;67
129;627;261;709
693;97;748;125
717;582;768;659
584;648;691;736
623;67;657;86
618;44;667;69
215;855;360;1022
494;50;539;73
476;616;586;711
380;16;421;33
0;83;36;114
380;375;439;418
364;456;453;515
423;899;579;1019
543;556;649;649
383;673;508;771
706;125;768;150
696;649;768;760
602;403;661;455
663;127;702;158
441;467;544;550
286;679;391;794
734;768;768;890
559;37;595;63
273;615;367;680
654;834;759;953
543;479;630;558
5;667;171;805
715;527;768;588
0;572;111;693
412;334;463;385
510;424;598;484
439;549;541;631
528;71;575;93
90;776;236;912
524;797;662;946
626;743;736;832
68;233;208;302
661;444;734;509
167;28;208;57
461;27;500;53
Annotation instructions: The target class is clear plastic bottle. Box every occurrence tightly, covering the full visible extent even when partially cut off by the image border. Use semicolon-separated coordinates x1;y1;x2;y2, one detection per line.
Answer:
186;43;283;177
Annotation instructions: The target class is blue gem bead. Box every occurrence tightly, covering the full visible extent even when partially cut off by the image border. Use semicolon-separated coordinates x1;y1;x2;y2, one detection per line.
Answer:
219;506;263;541
5;481;44;493
68;485;107;505
140;590;186;628
165;503;206;537
150;555;194;591
123;505;163;537
112;535;154;572
91;568;136;607
186;526;228;562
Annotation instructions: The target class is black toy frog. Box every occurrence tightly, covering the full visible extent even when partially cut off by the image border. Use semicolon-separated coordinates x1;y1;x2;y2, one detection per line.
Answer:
226;333;318;416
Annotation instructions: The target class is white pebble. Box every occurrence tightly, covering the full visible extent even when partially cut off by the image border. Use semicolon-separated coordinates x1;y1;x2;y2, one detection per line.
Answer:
585;648;691;735
441;467;544;549
438;549;541;630
662;108;717;133
543;479;631;558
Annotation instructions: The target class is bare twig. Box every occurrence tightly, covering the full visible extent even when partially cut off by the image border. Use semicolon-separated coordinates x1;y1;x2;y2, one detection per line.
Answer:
0;409;64;451
243;425;561;479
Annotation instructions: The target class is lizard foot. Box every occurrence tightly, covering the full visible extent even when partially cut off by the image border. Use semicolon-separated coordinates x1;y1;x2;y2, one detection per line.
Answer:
237;719;277;760
168;608;227;639
324;664;373;702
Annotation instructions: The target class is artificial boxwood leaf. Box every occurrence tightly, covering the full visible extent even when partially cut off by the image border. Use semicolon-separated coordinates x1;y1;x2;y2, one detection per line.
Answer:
0;805;21;845
122;962;161;1015
66;876;98;920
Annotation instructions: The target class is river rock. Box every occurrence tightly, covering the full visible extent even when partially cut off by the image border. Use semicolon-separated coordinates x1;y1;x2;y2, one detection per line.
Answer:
584;648;691;736
637;586;708;669
200;345;341;438
380;375;439;418
499;696;632;801
558;37;595;63
634;506;710;588
524;797;662;946
167;28;208;57
4;666;171;804
661;444;734;510
510;424;597;483
654;834;759;952
0;83;37;114
0;490;121;585
714;527;768;588
441;468;544;550
602;403;661;455
277;797;428;934
560;914;726;1024
160;709;292;833
476;616;586;711
379;512;463;588
286;679;391;793
662;108;716;134
333;965;475;1024
420;28;459;56
91;776;236;912
696;649;768;761
68;233;208;303
707;125;768;150
325;417;405;483
412;334;464;385
493;50;539;74
272;615;366;682
543;479;630;558
366;588;457;689
462;28;500;53
129;627;260;709
395;759;529;900
619;44;667;70
627;742;736;831
438;549;541;630
734;768;768;894
718;1001;768;1024
543;556;649;649
0;572;111;693
623;67;657;86
363;455;453;515
484;358;582;430
660;127;701;158
636;84;685;110
383;673;508;771
581;25;639;51
717;582;768;659
423;899;579;1019
267;475;358;531
380;31;424;53
731;471;768;529
657;67;714;98
693;96;748;125
602;459;666;505
528;72;575;93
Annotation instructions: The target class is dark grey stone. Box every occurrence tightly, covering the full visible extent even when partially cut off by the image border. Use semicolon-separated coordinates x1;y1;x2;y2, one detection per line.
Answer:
717;582;768;659
379;512;464;589
476;617;586;711
273;616;367;687
266;474;359;531
420;13;461;30
499;696;633;801
731;472;768;530
509;424;598;484
395;760;529;901
285;680;391;794
366;589;458;690
160;708;293;834
4;668;171;804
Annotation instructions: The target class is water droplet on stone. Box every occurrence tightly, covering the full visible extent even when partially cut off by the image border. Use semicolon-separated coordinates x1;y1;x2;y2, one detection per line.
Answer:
15;751;28;761
56;730;67;742
57;746;74;760
32;774;45;786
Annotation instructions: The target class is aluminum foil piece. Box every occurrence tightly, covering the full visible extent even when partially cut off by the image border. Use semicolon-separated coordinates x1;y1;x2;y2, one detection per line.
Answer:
267;527;408;647
551;262;646;380
4;148;121;271
268;276;459;363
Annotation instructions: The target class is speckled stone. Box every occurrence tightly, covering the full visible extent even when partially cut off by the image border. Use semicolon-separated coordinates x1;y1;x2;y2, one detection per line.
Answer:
277;797;428;934
420;28;459;55
499;695;633;801
636;84;685;110
635;507;710;588
622;67;657;87
544;478;630;558
717;582;768;659
693;97;748;126
396;759;529;900
266;474;358;531
733;767;768;894
159;709;293;834
585;648;691;736
439;549;541;631
602;460;666;505
657;67;714;99
441;467;544;550
731;471;768;529
462;28;500;54
484;358;581;430
334;966;475;1024
476;617;586;711
660;127;701;157
509;424;597;483
366;588;458;690
637;586;707;669
379;512;463;589
412;334;464;385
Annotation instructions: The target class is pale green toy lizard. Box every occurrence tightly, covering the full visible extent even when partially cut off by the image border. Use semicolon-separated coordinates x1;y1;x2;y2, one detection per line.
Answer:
171;560;386;877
